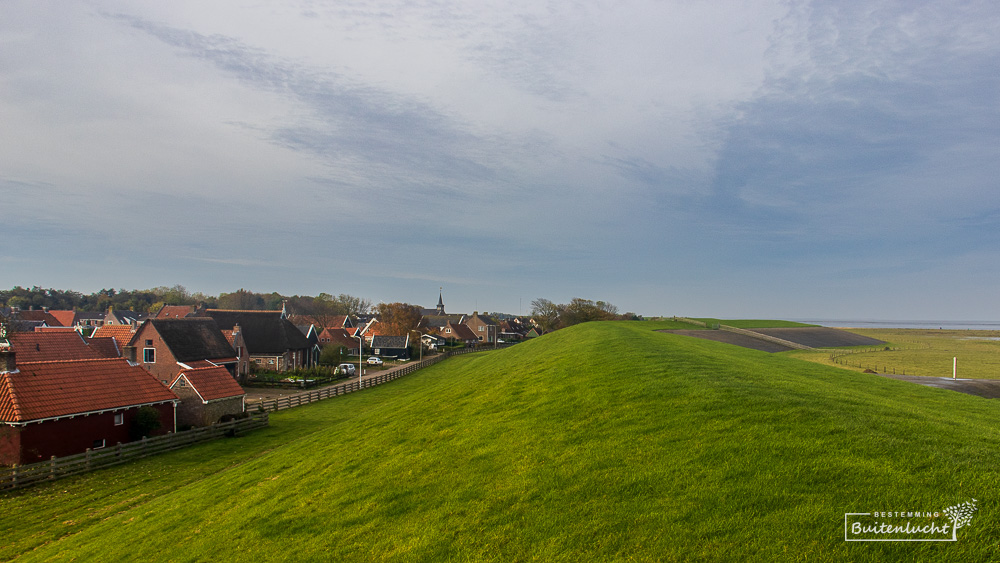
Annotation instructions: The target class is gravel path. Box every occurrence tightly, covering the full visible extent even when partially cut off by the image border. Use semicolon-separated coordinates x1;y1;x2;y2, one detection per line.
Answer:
875;373;1000;399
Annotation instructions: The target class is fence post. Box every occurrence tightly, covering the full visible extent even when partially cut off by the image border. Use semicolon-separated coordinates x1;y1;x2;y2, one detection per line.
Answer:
49;456;56;480
12;464;18;489
85;448;92;471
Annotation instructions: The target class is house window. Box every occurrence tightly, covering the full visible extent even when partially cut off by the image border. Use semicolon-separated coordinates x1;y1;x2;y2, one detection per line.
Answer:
145;339;153;346
92;439;106;449
143;348;155;363
446;328;452;334
114;413;124;426
478;326;484;332
268;359;274;364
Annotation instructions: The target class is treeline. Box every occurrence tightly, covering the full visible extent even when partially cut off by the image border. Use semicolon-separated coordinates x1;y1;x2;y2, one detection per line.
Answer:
0;286;371;320
530;298;640;332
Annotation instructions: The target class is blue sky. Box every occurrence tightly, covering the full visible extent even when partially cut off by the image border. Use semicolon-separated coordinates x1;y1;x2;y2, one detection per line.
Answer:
2;0;999;320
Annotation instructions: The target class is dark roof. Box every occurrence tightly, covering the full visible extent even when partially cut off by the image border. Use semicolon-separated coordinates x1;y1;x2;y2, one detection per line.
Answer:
107;310;147;324
203;310;312;355
141;318;236;363
419;314;466;330
371;335;408;349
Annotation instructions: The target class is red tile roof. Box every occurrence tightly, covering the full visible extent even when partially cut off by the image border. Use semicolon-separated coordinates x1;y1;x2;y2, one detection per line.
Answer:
47;310;78;327
319;328;359;348
171;366;245;402
16;310;61;325
0;358;178;423
154;305;194;319
91;324;137;349
85;337;122;358
9;332;110;362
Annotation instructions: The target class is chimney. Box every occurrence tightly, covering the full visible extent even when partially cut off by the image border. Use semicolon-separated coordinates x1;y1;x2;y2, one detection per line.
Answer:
123;345;137;363
0;349;15;373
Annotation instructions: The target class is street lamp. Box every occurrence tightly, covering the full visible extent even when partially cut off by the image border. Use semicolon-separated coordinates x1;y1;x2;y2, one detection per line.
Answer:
357;335;363;389
410;330;424;362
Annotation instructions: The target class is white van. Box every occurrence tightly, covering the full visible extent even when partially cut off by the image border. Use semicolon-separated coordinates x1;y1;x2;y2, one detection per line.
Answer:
337;363;357;376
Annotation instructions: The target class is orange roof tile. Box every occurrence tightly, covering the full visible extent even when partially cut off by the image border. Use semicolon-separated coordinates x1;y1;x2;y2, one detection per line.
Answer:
0;358;178;423
154;305;194;319
9;332;109;362
48;310;77;327
171;366;245;402
91;324;137;349
85;337;121;358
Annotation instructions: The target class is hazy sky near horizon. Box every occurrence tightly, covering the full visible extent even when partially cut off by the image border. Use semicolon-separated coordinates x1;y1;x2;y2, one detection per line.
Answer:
3;1;999;320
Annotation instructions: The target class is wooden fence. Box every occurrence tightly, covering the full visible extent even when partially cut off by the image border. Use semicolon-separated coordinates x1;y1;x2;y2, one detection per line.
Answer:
1;343;516;491
0;412;269;492
252;343;516;412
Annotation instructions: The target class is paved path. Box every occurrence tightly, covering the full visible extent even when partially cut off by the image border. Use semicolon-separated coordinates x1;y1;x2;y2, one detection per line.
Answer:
242;358;434;404
876;373;1000;399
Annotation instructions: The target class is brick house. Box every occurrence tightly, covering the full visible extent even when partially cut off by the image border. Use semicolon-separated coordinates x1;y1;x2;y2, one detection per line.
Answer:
125;318;239;386
219;326;251;382
319;327;362;355
464;312;499;344
440;322;479;346
169;366;245;428
0;351;179;466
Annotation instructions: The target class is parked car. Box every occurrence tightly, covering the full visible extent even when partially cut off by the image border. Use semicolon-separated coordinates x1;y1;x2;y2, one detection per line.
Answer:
367;357;384;365
337;363;356;376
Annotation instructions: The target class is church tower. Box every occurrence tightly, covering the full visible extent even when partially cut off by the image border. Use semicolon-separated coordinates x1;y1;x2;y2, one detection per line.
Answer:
436;288;446;315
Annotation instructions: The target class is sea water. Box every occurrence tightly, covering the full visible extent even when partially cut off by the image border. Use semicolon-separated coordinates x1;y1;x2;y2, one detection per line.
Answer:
794;320;1000;331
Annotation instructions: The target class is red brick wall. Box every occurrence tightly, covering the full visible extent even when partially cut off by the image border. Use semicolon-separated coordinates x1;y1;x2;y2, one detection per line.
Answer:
0;425;21;466
132;323;180;385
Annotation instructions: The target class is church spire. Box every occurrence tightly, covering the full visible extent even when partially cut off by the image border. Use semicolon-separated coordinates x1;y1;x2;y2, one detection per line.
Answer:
436;287;445;315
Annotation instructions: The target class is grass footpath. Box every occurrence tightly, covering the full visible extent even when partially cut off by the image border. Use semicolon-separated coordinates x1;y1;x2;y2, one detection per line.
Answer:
2;321;1000;561
790;328;1000;379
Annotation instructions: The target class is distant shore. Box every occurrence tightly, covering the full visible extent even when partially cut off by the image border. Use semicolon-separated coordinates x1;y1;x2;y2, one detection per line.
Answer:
793;320;1000;331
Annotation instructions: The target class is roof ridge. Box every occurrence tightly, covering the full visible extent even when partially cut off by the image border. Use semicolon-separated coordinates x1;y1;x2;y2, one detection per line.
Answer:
18;357;124;366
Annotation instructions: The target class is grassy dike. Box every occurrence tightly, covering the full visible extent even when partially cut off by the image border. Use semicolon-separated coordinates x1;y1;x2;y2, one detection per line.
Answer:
2;321;999;561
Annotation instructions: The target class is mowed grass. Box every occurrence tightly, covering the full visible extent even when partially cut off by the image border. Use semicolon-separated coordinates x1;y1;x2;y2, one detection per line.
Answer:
791;328;1000;379
3;321;1000;561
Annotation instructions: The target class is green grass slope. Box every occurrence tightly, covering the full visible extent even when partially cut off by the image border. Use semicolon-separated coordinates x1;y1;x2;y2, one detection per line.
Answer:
2;321;999;561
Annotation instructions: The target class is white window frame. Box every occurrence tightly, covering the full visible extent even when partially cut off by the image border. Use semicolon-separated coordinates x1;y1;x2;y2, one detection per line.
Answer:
143;348;155;363
114;413;124;426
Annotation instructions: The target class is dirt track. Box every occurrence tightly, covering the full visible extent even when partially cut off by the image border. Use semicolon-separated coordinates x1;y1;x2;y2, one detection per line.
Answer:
661;327;885;353
664;330;795;352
